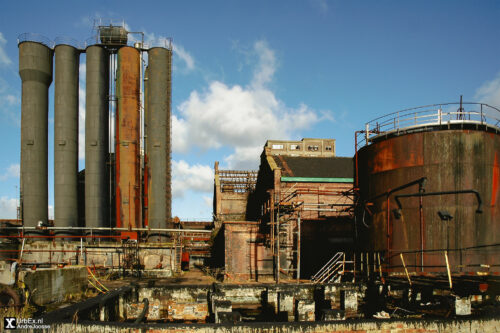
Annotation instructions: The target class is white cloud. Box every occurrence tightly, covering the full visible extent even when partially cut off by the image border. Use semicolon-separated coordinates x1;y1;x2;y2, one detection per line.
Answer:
0;78;20;126
48;205;54;220
0;164;20;181
144;32;195;72
173;40;323;168
475;72;500;107
310;0;329;13
224;146;262;170
0;197;17;219
172;160;213;198
173;43;195;71
474;73;500;120
203;196;212;207
0;32;12;66
5;95;18;105
251;40;276;88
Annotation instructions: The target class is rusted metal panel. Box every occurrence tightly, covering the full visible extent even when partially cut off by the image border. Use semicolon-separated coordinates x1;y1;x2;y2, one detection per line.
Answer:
358;129;500;274
116;47;141;229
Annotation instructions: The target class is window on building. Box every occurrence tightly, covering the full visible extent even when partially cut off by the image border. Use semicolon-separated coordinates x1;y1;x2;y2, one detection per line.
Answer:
325;146;332;151
290;144;300;150
272;144;283;149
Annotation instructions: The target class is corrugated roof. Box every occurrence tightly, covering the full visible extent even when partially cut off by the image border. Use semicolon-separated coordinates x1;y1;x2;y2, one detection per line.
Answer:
271;155;353;179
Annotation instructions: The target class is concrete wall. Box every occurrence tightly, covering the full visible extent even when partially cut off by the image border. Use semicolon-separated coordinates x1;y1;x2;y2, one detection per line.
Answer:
215;192;251;221
223;223;273;281
19;241;175;276
19;266;86;305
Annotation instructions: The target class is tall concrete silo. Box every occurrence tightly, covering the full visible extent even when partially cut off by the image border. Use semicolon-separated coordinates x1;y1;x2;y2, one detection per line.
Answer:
147;47;172;234
116;46;141;229
54;43;80;234
85;45;109;230
19;41;53;231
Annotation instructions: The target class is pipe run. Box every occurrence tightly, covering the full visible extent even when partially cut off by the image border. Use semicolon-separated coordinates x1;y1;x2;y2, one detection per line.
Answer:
394;189;483;214
1;226;212;233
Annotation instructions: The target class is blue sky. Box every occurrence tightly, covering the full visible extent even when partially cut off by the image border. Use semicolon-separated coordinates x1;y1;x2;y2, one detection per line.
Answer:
1;1;500;220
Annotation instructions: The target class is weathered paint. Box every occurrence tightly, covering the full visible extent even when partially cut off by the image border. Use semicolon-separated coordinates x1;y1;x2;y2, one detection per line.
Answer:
19;41;53;230
223;223;274;281
147;48;172;231
19;266;86;305
54;44;79;233
85;45;109;229
116;46;141;229
358;129;500;273
492;152;499;206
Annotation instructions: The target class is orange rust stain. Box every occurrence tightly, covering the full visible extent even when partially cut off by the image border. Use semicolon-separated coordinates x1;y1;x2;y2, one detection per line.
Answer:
116;47;141;229
369;137;424;173
492;152;499;206
143;154;149;227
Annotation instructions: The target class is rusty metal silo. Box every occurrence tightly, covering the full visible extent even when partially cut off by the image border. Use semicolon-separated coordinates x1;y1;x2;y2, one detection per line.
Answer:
116;46;141;229
356;103;500;275
18;38;53;231
85;45;109;230
143;66;149;228
147;47;172;235
54;43;80;234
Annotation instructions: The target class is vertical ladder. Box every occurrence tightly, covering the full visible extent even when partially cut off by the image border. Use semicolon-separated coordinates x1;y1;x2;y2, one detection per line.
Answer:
276;206;300;281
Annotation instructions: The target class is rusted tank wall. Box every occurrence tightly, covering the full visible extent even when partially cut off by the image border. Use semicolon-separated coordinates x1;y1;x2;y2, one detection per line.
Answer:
116;46;141;229
357;129;500;273
223;223;273;281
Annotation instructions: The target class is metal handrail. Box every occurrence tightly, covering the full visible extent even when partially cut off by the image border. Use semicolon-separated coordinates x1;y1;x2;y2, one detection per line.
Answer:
54;36;83;49
311;251;344;282
17;33;54;48
319;261;344;283
0;226;212;233
356;102;500;150
311;252;341;280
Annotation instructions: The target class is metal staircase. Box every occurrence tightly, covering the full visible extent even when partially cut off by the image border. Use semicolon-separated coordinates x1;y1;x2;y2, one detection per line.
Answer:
311;252;351;283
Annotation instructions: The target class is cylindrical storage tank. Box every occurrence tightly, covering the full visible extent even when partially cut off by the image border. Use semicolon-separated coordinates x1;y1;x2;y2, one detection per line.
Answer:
116;46;141;229
358;115;500;274
85;45;109;231
19;41;53;233
54;44;80;235
143;66;149;228
147;47;172;237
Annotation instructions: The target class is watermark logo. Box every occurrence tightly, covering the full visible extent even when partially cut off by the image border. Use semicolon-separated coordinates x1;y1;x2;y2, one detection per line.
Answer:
4;317;16;329
3;317;50;330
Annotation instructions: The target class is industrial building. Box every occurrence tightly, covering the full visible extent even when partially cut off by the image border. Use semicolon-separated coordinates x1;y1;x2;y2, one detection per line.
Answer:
0;21;499;332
